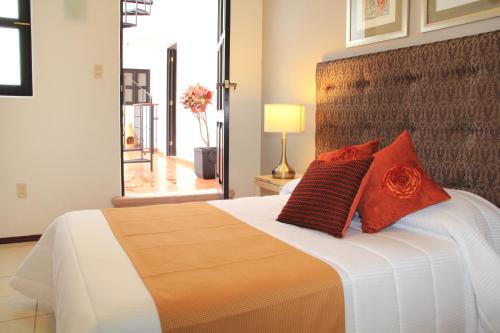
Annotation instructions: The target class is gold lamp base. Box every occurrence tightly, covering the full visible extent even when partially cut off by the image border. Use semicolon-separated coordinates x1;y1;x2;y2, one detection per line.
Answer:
272;135;296;179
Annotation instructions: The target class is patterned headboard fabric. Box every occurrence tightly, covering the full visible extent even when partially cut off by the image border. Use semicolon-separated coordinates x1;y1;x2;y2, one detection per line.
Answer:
316;31;499;206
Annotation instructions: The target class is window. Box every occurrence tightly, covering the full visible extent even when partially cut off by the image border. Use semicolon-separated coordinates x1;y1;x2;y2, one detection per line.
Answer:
123;69;150;105
0;0;32;96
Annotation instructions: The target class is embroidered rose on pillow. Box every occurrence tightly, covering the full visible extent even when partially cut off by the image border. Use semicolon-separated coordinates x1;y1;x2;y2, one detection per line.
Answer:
382;164;422;199
330;146;359;161
318;138;380;162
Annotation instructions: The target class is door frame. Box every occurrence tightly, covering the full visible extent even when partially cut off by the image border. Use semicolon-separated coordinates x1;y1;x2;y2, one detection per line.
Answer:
119;0;231;197
166;44;177;157
120;0;125;196
216;0;231;199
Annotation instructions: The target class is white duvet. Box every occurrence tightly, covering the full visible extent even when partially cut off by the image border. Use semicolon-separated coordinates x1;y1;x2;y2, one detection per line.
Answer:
11;189;500;333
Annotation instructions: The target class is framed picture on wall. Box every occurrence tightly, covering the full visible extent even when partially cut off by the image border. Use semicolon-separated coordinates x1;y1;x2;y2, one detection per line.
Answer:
346;0;409;47
422;0;500;32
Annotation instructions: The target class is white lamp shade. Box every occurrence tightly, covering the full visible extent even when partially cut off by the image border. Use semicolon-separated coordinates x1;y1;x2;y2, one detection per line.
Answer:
264;104;305;133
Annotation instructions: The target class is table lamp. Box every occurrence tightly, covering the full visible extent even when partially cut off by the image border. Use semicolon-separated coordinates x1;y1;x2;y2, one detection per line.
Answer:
264;104;305;179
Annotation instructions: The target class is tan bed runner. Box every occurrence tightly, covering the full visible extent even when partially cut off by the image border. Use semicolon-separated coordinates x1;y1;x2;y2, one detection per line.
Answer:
102;202;344;333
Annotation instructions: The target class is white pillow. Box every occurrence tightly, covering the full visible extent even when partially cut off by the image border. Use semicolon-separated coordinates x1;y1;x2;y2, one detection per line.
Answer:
279;177;302;195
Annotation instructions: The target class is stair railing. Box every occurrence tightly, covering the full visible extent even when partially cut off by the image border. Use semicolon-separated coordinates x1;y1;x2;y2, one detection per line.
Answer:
132;79;153;105
141;0;152;16
133;79;155;171
122;0;138;28
122;0;152;28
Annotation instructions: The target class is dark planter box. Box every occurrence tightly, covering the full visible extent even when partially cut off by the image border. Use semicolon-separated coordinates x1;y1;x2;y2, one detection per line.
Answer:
194;147;216;179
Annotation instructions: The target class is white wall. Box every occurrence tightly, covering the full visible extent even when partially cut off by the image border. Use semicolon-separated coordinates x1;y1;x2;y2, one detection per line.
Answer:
229;0;263;197
261;0;500;174
0;0;121;237
123;0;218;161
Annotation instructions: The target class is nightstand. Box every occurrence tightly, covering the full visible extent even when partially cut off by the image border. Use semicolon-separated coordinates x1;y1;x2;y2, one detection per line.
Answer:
254;175;302;196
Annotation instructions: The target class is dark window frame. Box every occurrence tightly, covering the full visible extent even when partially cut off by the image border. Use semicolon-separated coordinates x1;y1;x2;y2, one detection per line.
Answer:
122;68;150;105
0;0;32;96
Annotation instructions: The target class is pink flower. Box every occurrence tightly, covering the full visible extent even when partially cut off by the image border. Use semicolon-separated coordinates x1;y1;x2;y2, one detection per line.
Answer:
180;84;214;147
180;84;213;114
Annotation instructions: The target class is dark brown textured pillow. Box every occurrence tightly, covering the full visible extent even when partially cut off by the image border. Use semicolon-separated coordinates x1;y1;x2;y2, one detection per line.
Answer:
277;158;373;238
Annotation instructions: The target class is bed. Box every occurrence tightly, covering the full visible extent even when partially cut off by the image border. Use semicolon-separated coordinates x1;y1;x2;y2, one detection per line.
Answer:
11;190;500;333
11;31;500;333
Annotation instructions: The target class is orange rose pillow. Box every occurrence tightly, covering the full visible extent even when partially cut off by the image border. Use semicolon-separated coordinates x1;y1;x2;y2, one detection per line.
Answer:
358;130;450;233
318;138;380;162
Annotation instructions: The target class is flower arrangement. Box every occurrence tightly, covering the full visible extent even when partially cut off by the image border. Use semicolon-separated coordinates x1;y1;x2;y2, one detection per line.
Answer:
181;84;213;148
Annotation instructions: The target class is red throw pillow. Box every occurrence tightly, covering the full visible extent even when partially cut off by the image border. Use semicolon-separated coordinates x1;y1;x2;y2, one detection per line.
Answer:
318;138;380;162
277;158;373;238
359;130;450;233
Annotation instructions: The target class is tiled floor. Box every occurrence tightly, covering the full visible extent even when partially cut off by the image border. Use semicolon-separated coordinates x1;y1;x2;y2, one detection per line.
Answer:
0;242;55;333
124;152;216;195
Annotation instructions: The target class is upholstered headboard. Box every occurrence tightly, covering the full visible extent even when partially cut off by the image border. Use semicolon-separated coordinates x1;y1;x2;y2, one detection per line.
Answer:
316;31;499;206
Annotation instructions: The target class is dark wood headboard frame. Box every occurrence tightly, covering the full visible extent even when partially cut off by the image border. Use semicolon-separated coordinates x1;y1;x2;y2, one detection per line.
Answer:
316;31;499;206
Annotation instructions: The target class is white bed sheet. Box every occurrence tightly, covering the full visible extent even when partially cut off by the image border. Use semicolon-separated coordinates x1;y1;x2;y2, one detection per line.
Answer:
11;190;500;333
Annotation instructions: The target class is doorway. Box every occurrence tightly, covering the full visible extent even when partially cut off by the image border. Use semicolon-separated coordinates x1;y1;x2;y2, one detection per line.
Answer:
119;0;229;197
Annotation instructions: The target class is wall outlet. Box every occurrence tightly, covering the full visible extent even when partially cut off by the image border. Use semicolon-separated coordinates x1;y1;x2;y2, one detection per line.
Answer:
93;64;103;79
16;183;28;199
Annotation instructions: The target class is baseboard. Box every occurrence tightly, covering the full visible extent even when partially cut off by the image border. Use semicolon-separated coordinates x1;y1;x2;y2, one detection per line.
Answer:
0;235;41;245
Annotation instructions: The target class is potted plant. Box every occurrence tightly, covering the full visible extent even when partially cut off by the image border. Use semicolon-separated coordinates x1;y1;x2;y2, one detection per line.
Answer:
180;84;216;179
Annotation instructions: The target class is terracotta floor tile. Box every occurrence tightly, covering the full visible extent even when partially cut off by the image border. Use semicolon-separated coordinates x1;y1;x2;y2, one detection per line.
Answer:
124;153;216;195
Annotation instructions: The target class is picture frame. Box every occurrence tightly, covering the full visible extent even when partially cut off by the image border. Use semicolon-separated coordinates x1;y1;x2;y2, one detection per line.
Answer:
346;0;409;47
422;0;500;32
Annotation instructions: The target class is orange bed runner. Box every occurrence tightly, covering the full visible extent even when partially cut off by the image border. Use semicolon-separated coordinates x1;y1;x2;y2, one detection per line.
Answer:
102;202;344;333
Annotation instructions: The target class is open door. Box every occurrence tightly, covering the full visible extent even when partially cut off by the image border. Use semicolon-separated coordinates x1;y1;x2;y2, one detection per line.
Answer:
216;0;232;199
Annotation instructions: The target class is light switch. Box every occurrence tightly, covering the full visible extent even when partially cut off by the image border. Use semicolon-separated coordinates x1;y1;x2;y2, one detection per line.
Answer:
94;64;103;79
16;183;27;199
